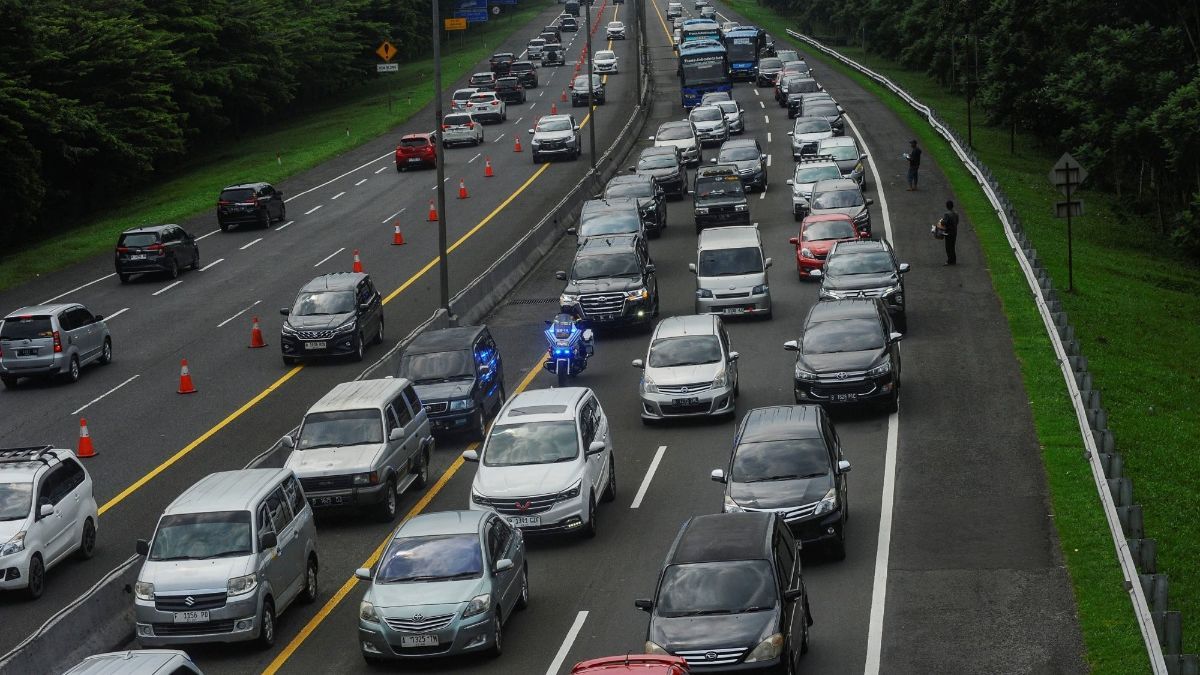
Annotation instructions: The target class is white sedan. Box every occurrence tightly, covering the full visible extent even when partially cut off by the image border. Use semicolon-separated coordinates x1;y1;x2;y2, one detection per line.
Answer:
593;50;619;74
466;92;507;123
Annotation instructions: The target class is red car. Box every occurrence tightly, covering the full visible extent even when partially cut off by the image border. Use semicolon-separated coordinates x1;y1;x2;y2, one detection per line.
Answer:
789;213;865;278
572;655;690;675
395;133;437;170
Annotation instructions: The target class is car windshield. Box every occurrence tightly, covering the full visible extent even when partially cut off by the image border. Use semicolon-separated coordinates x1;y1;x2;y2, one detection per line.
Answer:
579;210;641;237
822;145;858;161
804;220;857;241
149;511;253;561
826;251;895;276
656;560;777;617
597;51;616;60
606;183;652;199
777;50;799;62
657;125;692;141
787;80;818;93
497;78;518;87
720;146;760;162
638;154;676;169
732;439;830;482
794;119;830;134
691;107;723;122
292;290;355;316
376;534;483;583
0;315;53;340
469;94;494;103
529;39;545;46
807;105;839;118
537;118;573;132
296;409;383;450
794;165;842;184
803;318;885;353
483;420;579;466
572;253;640;279
648;335;722;367
698;247;762;276
695;177;745;200
573;76;599;88
715;101;739;115
401;350;475;383
608;22;622;28
0;482;32;520
812;189;863;209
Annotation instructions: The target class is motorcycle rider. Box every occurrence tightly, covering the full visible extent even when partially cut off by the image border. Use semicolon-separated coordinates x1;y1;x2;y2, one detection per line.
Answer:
547;311;594;358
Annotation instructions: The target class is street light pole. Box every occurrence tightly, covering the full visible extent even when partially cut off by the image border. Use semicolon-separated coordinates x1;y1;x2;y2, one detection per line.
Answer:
431;0;451;321
584;1;597;170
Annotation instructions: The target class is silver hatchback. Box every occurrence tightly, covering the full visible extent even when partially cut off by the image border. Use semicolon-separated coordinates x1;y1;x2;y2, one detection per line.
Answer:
1;304;112;388
356;510;527;664
634;315;739;421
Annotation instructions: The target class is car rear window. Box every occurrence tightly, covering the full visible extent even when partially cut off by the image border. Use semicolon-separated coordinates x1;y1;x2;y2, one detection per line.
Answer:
444;114;473;126
400;138;430;148
118;232;159;247
1;316;53;340
453;90;474;101
511;63;533;72
219;188;254;202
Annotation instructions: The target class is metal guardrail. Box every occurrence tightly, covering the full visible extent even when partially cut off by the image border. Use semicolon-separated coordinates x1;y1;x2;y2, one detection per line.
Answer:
781;29;1179;674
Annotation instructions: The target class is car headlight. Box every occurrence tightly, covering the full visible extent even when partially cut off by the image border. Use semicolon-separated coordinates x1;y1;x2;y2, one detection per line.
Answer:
794;364;818;382
353;472;378;486
867;357;892;378
625;288;649;301
752;284;768;295
812;487;838;516
800;247;815;259
819;287;845;300
280;322;299;335
463;593;492;618
449;398;475;411
696;288;713;299
227;573;258;596
360;600;379;623
641;376;659;394
134;581;155;601
559;293;579;305
0;531;26;557
723;494;742;513
854;211;870;223
744;633;785;662
531;139;542;147
471;489;491;506
557;479;582;501
854;162;864;174
332;320;357;334
695;207;709;215
734;203;748;212
712;370;728;388
645;641;670;655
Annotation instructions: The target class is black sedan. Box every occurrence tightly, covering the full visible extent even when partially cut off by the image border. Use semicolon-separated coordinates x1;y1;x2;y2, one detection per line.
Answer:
784;298;901;411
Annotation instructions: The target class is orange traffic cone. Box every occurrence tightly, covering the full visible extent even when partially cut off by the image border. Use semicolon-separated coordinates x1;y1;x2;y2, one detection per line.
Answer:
513;134;523;152
177;359;197;394
458;179;469;199
77;418;96;458
392;222;406;245
484;157;494;178
561;89;567;102
551;101;558;114
248;316;267;348
352;249;364;273
428;199;438;221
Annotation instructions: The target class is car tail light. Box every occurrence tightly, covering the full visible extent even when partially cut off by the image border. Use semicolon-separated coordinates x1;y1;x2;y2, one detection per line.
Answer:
467;122;475;129
146;243;165;255
240;198;258;206
218;200;232;206
442;124;450;130
52;331;62;353
117;247;130;253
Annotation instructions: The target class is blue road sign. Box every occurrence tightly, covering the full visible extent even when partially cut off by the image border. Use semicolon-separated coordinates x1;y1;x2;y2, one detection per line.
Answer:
455;9;489;21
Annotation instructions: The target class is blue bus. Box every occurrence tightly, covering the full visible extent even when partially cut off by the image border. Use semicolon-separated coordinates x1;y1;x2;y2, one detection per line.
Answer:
724;26;765;81
678;42;731;107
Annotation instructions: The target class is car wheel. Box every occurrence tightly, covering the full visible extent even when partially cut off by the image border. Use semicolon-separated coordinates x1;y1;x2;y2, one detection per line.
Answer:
374;478;398;522
601;456;616;503
894;312;907;333
374;317;385;345
301;556;319;603
99;339;112;365
471;408;487;441
886;387;900;414
396;164;403;172
280;203;287;221
257;600;276;648
282;355;298;366
64;356;80;383
0;375;16;389
118;272;130;284
168;257;179;279
414;448;431;488
582;497;597;539
490;612;504;657
828;531;847;560
794;212;802;222
353;331;366;362
219;220;230;232
516;563;529;610
77;518;97;560
25;554;45;600
259;211;270;229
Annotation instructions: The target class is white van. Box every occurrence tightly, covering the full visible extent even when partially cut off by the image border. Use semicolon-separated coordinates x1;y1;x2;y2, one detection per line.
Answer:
689;226;773;318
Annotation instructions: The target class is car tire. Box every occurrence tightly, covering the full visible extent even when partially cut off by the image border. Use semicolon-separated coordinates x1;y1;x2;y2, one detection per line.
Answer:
259;211;270;229
374;317;385;345
219;220;230;232
601;456;616;503
301;555;319;603
99;338;112;365
533;153;541;164
168;258;179;279
118;273;130;284
1;376;16;389
794;212;802;222
282;355;298;366
64;356;80;383
25;554;45;600
894;312;907;333
280;203;287;221
77;518;97;560
828;531;847;561
516;563;529;610
471;408;487;441
886;387;900;414
396;164;403;172
582;496;597;539
257;600;276;649
413;447;431;489
353;331;366;362
490;612;504;657
375;478;398;522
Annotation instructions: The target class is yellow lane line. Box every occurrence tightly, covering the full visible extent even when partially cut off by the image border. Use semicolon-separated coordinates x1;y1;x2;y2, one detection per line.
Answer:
262;356;547;674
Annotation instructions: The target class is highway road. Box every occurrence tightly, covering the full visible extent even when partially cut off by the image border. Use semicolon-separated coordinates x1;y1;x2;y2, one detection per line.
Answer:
2;0;1089;672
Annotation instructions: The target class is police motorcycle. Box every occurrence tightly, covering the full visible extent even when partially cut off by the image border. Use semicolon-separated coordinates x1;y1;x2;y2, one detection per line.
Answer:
543;312;594;387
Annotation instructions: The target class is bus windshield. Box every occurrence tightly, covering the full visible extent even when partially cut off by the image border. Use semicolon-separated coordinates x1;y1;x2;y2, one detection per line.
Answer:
681;54;728;87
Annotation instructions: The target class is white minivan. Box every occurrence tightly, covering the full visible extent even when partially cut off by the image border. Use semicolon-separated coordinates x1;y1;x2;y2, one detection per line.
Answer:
690;225;773;318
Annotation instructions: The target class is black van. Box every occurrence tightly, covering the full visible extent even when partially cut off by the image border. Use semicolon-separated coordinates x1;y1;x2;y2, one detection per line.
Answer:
399;325;505;439
564;0;580;15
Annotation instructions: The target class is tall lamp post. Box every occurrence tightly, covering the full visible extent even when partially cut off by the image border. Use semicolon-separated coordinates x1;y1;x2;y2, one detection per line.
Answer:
431;0;452;322
584;1;597;169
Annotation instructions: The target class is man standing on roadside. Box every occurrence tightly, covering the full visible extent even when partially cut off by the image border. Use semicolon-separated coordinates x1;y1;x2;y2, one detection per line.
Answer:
905;140;922;191
941;199;959;265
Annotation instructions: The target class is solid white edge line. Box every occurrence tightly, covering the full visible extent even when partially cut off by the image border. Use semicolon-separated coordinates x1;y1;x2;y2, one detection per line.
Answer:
544;611;589;675
195;229;221;241
284;151;393;202
313;247;345;268
374;166;389;174
331;191;346;200
216;300;261;328
304;205;323;215
630;445;668;509
151;280;182;296
381;209;405;225
845;114;894;240
767;154;773;167
103;307;130;322
355;179;368;186
239;238;263;251
41;274;117;304
199;258;225;271
70;374;140;416
275;220;294;232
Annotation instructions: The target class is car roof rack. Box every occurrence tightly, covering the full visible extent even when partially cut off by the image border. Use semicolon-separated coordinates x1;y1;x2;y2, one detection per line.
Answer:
0;445;58;467
796;154;838;165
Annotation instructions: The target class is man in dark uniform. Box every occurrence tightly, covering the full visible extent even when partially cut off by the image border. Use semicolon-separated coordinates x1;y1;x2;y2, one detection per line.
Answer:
905;140;922;190
941;199;959;265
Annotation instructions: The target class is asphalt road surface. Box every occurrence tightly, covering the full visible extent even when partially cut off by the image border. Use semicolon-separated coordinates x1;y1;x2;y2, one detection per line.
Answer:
2;0;1087;672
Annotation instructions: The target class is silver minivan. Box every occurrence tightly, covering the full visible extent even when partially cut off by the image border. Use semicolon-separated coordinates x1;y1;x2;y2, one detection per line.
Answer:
283;378;434;522
0;304;113;388
633;315;739;421
689;226;773;318
134;469;319;648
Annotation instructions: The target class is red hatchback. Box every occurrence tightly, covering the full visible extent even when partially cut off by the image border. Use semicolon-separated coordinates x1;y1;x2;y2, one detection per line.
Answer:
789;213;865;278
572;655;690;675
395;133;437;170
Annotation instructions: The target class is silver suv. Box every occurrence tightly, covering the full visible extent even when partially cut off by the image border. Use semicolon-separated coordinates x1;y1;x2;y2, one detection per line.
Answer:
134;469;319;648
633;315;739;421
530;114;581;163
283;378;434;522
690;226;773;318
0;446;99;599
1;304;113;388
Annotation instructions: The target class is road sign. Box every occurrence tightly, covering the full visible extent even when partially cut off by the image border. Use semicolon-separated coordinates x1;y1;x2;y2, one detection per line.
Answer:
455;9;488;21
1048;152;1087;196
444;18;467;30
1055;200;1083;218
491;5;501;14
376;63;399;72
376;41;397;62
1048;152;1087;293
455;0;485;9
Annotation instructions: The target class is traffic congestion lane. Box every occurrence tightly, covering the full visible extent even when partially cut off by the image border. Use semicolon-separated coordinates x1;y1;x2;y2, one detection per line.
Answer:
0;0;641;655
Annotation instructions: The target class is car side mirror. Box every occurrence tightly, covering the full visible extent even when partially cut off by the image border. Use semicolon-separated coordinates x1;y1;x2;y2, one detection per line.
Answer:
808;269;824;278
494;558;514;573
555;270;568;280
899;263;911;274
865;198;874;206
463;449;480;462
389;428;404;441
890;332;904;343
645;264;656;274
631;358;644;369
355;567;372;581
528;128;535;135
688;263;697;273
277;191;284;199
627;166;636;172
786;179;794;185
728;351;739;361
710;469;726;483
764;257;773;268
567;227;577;235
788;236;800;245
859;153;868;160
281;435;295;449
760;154;767;161
647;135;656;141
634;599;654;612
587;440;606;455
92;314;105;323
783;340;799;351
787;131;794;136
574;125;581;131
359;303;371;312
136;539;150;556
783;588;804;601
39;503;54;518
838;459;852;473
279;308;290;316
259;531;278;551
710;157;717;163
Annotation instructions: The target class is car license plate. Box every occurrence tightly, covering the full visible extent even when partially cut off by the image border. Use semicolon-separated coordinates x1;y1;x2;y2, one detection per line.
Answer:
507;515;541;528
130;254;147;260
672;397;700;406
173;610;210;623
304;341;326;350
399;634;440;648
832;393;858;402
309;495;346;507
17;349;35;356
723;307;746;315
408;157;422;163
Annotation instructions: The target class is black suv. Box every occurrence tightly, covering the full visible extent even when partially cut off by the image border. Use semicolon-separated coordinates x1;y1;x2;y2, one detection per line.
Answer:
556;234;658;328
114;225;200;282
813;238;909;330
784;78;823;118
489;52;514;75
509;60;539;88
542;25;562;42
280;272;384;365
785;298;902;411
602;174;666;237
570;198;647;243
631;146;687;199
494;76;527;104
570;74;605;106
693;165;750;231
711;405;851;558
635;512;812;672
217;182;285;231
400;325;505;439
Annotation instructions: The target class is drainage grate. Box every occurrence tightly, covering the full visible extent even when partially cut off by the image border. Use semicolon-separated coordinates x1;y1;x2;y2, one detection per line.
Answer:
507;298;559;305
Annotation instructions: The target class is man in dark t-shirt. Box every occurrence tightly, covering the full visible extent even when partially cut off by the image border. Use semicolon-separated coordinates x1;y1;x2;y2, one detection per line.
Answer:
906;140;922;190
941;199;959;265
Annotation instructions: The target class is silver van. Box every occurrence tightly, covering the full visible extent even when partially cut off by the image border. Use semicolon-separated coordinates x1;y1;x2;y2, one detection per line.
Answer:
0;304;113;387
133;469;319;648
283;378;434;522
63;650;202;675
689;226;773;318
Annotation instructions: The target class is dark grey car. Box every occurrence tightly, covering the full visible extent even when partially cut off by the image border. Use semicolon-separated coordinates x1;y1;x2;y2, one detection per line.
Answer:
631;147;687;199
400;325;506;439
603;174;667;236
813;238;910;330
714;138;767;192
114;224;200;283
1;304;112;387
808;179;873;237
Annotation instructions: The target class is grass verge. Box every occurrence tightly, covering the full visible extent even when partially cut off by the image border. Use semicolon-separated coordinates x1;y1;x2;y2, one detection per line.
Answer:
0;1;551;292
726;0;1194;671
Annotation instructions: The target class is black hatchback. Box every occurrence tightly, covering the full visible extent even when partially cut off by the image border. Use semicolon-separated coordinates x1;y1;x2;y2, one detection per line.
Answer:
785;298;902;411
280;272;384;365
216;182;285;231
399;325;506;439
114;225;200;283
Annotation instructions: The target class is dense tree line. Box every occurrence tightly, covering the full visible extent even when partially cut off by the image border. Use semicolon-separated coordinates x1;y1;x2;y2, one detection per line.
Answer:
779;0;1200;253
0;0;447;250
